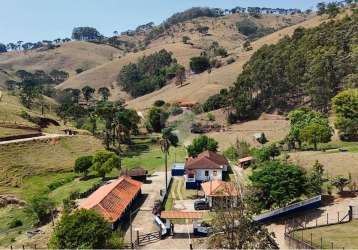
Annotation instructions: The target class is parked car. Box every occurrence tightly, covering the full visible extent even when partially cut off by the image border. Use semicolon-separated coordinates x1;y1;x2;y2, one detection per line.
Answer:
194;199;210;210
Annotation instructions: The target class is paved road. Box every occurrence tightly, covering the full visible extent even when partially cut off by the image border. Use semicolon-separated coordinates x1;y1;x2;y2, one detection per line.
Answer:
124;172;166;241
0;133;70;145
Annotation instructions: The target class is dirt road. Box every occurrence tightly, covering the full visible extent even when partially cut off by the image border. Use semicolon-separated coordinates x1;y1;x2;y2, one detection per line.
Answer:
0;133;70;145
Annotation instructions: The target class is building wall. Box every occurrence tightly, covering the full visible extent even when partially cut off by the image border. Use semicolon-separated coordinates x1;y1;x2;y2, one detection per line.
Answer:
195;169;222;181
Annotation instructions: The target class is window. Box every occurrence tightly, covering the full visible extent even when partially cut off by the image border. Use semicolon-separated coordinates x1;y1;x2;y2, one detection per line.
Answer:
188;173;194;178
213;170;217;176
205;170;209;176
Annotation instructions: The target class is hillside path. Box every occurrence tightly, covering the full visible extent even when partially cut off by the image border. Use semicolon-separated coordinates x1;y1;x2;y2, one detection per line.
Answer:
0;133;70;145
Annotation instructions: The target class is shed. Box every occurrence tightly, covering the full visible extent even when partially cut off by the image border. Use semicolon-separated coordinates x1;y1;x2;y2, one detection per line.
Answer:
171;163;185;176
238;156;254;168
120;167;148;182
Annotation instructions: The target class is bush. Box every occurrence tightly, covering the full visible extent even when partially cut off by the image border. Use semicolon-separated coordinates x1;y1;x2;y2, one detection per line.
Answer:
48;176;76;191
75;68;84;74
236;19;258;36
26;195;55;224
187;135;218;157
154;100;166;107
207;113;215;121
171;106;183;116
8;219;23;229
226;57;235;64
190;56;210;74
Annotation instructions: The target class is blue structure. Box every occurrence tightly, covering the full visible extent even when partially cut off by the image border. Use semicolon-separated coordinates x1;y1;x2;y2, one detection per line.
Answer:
254;195;322;223
171;163;185;176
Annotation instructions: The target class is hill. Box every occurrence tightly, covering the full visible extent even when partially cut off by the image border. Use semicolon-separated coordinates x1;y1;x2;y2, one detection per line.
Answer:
53;13;310;104
0;41;122;89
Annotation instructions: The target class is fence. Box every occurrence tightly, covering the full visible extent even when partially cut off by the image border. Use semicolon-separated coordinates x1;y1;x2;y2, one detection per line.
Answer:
123;230;161;249
284;206;356;249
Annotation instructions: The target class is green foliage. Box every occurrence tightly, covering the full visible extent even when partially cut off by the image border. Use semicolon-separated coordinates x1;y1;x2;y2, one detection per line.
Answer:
189;56;210;74
223;146;239;162
26;195;55;224
187;135;218;157
236;19;258;36
74;155;93;177
0;43;7;53
98;87;110;101
154;100;165;107
8;219;23;229
306;161;326;195
47;175;76;191
92;150;121;179
161;127;179;150
222;13;358;118
331;175;351;193
81;85;95;102
50;209;112;249
326;2;341;18
287;109;332;149
207;112;215;121
202;89;229;112
72;27;102;41
118;49;178;97
146;106;169;132
251;144;280;162
249;161;307;210
332;89;358;141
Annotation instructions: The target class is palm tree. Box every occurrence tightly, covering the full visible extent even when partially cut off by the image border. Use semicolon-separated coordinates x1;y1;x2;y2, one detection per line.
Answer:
160;128;178;192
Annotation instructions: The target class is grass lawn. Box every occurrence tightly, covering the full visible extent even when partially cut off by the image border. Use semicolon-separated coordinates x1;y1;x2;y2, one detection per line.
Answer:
293;220;358;249
122;137;187;174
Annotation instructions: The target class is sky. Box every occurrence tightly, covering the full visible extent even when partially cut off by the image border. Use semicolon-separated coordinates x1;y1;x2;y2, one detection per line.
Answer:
1;0;331;44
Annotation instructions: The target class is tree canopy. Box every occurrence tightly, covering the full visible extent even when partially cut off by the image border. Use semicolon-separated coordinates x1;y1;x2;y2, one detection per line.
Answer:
189;56;210;74
332;89;358;141
92;150;121;179
187;135;218;157
72;27;103;41
50;209;112;249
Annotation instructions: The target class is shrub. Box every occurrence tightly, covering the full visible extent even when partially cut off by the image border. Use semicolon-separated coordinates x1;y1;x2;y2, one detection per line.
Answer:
26;195;55;224
207;113;215;121
74;155;93;178
154;100;166;107
236;19;258;36
226;57;235;64
190;56;210;74
75;68;84;74
187;135;218;157
8;219;23;229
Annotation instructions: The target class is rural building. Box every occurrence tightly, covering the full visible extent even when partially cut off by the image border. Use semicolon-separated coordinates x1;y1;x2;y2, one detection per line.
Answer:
184;151;229;189
238;156;254;168
201;180;240;208
120;167;148;182
79;176;142;229
171;163;185;176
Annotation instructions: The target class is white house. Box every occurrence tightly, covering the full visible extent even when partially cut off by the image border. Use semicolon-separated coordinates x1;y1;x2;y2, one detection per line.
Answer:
184;151;229;189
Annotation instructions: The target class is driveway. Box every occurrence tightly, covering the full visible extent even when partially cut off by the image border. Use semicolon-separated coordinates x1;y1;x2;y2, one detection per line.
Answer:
124;172;166;240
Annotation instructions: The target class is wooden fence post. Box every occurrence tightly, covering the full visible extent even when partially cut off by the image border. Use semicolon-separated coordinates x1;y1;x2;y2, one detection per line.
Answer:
338;211;340;222
320;237;323;249
22;245;24;250
331;242;334;249
310;233;313;246
327;213;329;224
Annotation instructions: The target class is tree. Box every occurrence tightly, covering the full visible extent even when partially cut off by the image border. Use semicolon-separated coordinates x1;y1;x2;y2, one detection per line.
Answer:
49;209;112;249
146;106;168;132
249;161;307;210
317;2;326;15
81;85;95;102
332;89;358;141
49;69;69;83
98;87;111;101
326;2;340;18
299;122;333;150
306;161;326;195
18;79;43;108
331;175;351;193
236;19;258;36
26;195;55;224
0;43;7;53
160;128;179;192
209;180;278;249
197;26;209;35
72;27;102;41
175;65;186;87
74;155;93;178
187;135;218;157
182;36;190;44
190;56;210;74
92;150;121;180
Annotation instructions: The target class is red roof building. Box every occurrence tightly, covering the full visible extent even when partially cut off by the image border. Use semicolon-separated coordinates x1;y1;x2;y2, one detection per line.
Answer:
79;176;142;224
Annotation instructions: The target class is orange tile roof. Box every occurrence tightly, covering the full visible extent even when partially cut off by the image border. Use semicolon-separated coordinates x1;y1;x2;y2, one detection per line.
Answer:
79;176;142;222
160;211;206;219
201;180;240;197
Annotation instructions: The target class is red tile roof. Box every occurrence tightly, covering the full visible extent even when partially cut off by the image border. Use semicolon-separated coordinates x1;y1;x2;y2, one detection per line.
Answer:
79;176;142;222
201;180;240;197
160;211;206;219
239;156;254;164
185;150;228;170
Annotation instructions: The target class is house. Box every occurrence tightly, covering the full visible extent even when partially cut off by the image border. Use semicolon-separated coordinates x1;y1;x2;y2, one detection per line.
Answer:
171;163;185;176
120;167;148;182
238;156;254;168
79;176;142;229
185;151;229;189
201;180;240;208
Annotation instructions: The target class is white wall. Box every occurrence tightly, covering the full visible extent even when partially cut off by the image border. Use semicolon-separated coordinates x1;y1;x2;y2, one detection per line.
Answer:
195;169;222;181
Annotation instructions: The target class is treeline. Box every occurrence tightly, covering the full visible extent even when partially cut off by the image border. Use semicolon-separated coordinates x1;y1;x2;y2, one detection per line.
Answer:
0;38;71;53
117;49;182;97
203;9;358;119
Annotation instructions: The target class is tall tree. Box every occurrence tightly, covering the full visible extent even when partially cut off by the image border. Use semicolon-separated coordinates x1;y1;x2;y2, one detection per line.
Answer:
186;135;218;157
175;66;186;87
92;150;121;180
160;128;179;192
81;85;95;102
0;43;7;53
98;87;111;101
